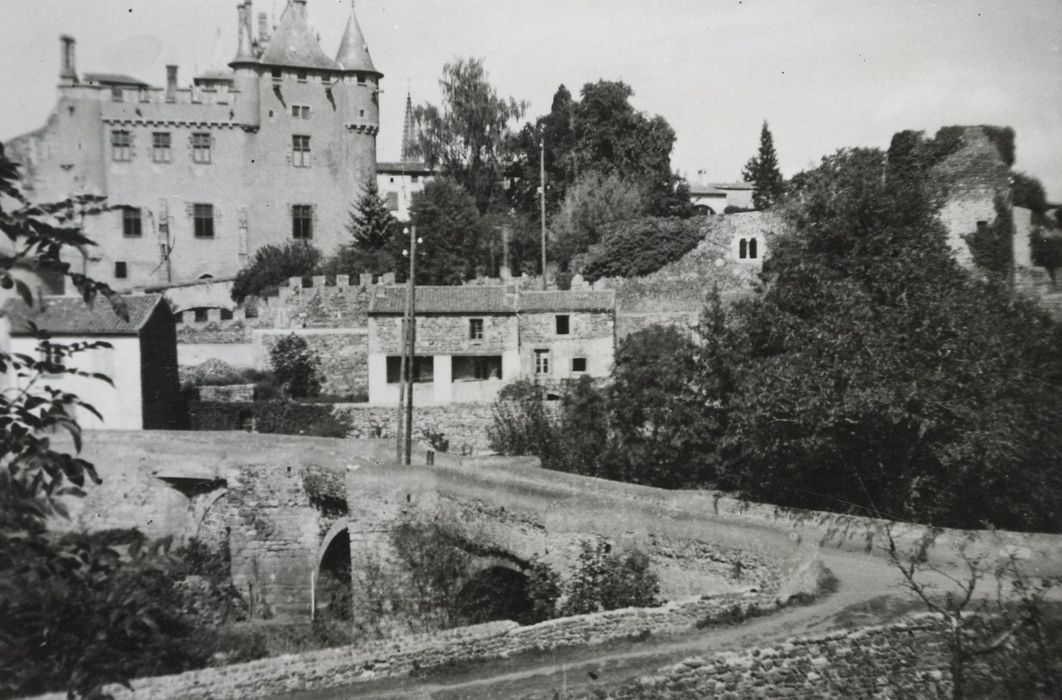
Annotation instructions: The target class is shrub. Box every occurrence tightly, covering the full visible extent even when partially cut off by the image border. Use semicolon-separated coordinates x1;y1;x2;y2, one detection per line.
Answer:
231;241;322;303
269;333;321;399
581;216;704;281
188;400;352;438
561;541;660;615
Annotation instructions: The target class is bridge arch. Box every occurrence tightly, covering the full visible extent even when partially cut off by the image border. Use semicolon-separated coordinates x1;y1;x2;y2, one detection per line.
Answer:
315;522;353;619
454;559;536;625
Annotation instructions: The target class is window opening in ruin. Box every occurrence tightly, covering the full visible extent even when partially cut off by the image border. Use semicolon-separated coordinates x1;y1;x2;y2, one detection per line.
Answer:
220;309;234;320
739;238;748;259
386;355;434;384
114;261;127;279
292;135;311;167
151;132;172;163
555;314;570;335
534;349;550;375
453;355;502;381
191;133;212;164
469;318;484;340
292;204;313;239
111;130;131;162
193;203;215;238
122;207;142;238
749;238;758;259
572;357;587;373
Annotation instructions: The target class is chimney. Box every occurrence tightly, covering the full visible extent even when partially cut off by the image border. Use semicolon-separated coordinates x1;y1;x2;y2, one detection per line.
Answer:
59;35;77;82
165;65;178;102
258;12;269;43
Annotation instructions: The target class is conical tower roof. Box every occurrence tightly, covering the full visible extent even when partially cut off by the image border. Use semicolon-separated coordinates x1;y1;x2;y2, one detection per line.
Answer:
335;1;381;75
259;0;338;71
229;1;257;67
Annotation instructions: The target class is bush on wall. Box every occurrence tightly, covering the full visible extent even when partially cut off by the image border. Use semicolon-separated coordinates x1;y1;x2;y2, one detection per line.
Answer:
188;400;351;438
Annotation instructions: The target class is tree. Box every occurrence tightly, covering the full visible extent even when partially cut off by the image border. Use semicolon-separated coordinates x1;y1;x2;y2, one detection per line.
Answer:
231;241;322;303
550;172;646;271
321;180;402;279
409;58;527;213
269;333;321;399
741;121;785;210
0;141;183;697
408;178;487;284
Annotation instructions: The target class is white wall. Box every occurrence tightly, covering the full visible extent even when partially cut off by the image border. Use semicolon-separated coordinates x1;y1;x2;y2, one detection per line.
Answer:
10;334;143;429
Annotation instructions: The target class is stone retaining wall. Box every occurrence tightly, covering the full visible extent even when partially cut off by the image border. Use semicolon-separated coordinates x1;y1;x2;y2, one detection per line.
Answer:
562;613;952;699
334;402;496;455
29;591;780;700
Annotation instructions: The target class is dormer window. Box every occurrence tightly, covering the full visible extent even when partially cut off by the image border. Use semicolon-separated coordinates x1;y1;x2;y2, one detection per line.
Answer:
297;70;307;83
357;73;366;85
272;68;282;83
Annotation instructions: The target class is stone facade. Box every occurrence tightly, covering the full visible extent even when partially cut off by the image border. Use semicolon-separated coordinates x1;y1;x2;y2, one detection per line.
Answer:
7;1;380;289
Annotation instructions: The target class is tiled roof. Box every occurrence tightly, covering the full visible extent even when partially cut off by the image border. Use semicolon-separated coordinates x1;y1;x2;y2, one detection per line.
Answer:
4;294;166;336
259;1;339;71
377;161;434;174
519;290;615;313
689;184;727;196
707;181;753;190
84;73;149;87
369;286;516;314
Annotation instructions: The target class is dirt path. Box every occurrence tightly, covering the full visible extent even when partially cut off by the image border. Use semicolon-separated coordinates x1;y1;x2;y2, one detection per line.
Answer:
282;547;918;699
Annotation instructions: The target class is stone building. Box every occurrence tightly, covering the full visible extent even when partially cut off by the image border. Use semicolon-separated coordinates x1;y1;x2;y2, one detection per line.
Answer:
6;0;382;289
366;286;615;405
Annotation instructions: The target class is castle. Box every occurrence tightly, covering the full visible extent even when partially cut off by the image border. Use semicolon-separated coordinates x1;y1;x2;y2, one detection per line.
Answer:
7;0;382;289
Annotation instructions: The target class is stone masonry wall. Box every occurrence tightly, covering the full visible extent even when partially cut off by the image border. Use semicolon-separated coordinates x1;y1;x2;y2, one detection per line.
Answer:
259;329;368;398
370;314;517;355
30;591;786;700
564;614;951;700
333;402;496;455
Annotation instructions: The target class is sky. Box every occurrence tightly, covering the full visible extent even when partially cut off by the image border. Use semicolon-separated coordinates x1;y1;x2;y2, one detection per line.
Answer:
2;0;1060;199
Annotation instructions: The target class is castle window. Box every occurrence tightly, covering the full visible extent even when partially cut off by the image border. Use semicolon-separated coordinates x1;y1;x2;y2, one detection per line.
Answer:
194;308;208;322
292;204;313;240
193;204;215;238
114;261;127;279
385;191;399;211
272;68;282;82
292;104;310;119
151;132;171;163
191;133;211;164
292;135;311;167
411;175;419;183
469;318;484;340
572;357;587;373
357;73;366;85
534;349;551;375
111;86;123;102
555;314;570;335
111;130;132;162
122;208;142;238
359;108;365;118
296;70;307;83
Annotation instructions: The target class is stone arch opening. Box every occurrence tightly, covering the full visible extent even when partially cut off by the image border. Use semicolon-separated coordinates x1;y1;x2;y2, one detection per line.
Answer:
315;526;352;619
454;565;535;625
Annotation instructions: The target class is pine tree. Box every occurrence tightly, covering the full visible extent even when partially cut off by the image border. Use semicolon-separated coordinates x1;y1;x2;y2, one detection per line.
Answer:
741;121;785;210
348;179;398;250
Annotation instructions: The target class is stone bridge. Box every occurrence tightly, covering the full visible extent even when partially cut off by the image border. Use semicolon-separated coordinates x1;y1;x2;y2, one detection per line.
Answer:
62;431;1062;621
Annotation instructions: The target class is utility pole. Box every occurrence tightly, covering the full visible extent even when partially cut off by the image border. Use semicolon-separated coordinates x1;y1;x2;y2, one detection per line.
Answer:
540;138;547;291
395;227;409;464
404;225;418;466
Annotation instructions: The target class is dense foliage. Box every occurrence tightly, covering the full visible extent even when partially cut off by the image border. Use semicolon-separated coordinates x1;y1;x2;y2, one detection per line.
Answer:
321;180;401;279
188;400;352;438
231;241;321;303
561;541;660;615
741;121;785;210
492;141;1062;533
269;333;321;399
581;216;705;281
408;178;489;283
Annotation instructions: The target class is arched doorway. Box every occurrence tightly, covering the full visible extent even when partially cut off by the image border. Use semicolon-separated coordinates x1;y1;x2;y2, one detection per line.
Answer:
315;527;352;619
454;565;535;625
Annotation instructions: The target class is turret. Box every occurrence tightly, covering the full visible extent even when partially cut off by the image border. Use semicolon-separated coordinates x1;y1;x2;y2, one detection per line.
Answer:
333;0;382;131
59;35;78;84
230;1;261;129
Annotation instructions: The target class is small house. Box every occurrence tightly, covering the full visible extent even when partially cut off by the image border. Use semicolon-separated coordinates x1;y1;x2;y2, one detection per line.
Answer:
3;293;182;429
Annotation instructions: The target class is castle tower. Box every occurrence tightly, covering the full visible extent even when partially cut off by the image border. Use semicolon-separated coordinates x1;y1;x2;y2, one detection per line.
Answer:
334;0;382;190
230;1;260;129
400;91;416;161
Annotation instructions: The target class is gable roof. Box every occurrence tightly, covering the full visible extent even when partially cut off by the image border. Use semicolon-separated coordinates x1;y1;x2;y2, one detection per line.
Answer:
519;290;615;313
258;1;339;71
369;286;516;314
3;294;167;336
